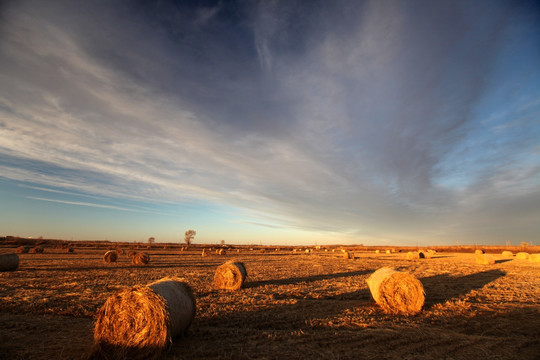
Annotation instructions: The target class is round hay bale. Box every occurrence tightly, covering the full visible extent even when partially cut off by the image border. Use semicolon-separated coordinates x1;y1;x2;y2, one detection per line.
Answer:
201;249;208;257
516;252;529;260
342;251;355;260
115;248;124;256
375;250;380;254
218;249;226;256
406;251;420;260
132;252;150;265
475;254;495;265
93;277;196;360
385;250;391;254
474;249;484;255
530;254;540;263
30;246;44;254
65;246;74;253
214;261;247;290
0;253;19;271
366;267;425;315
502;251;513;258
103;251;118;263
126;250;136;258
15;246;29;254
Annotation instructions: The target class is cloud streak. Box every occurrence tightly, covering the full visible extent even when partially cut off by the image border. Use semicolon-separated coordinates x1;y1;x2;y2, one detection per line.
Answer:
0;0;539;244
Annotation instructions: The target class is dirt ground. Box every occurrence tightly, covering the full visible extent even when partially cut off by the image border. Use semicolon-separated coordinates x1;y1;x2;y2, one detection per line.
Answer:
1;247;539;359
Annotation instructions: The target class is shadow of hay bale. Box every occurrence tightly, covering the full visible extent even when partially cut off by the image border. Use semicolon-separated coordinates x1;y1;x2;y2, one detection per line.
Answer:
420;269;506;308
246;269;372;288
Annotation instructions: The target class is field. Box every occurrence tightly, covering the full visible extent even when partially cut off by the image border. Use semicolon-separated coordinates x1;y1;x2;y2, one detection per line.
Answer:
1;245;539;359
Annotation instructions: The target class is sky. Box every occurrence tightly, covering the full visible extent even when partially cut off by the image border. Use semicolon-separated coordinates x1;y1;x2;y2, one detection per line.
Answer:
0;0;539;246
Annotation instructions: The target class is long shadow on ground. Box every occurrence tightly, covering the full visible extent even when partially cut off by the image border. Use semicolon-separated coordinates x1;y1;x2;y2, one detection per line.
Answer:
420;269;506;308
246;269;373;288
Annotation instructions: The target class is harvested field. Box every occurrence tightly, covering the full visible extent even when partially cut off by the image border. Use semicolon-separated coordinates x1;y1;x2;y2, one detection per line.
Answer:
0;246;539;359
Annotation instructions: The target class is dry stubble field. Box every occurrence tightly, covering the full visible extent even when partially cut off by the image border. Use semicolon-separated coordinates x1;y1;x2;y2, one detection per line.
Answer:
1;247;539;360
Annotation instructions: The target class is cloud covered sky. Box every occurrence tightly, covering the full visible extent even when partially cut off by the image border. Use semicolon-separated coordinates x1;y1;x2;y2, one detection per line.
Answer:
1;0;539;245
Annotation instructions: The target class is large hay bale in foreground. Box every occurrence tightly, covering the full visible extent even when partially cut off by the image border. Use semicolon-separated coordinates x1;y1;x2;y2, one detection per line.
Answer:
15;246;29;254
103;251;118;263
93;277;196;360
406;251;420;260
502;251;513;258
132;252;150;265
366;267;425;315
529;254;540;263
516;252;529;260
475;254;495;265
0;253;19;271
214;261;247;290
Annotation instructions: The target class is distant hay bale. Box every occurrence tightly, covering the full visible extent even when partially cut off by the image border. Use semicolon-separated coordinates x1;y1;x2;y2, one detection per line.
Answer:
0;253;19;271
115;248;124;256
132;252;150;265
475;254;495;265
15;246;29;254
385;250;391;254
343;251;355;260
502;251;513;258
418;250;431;259
366;267;425;315
475;249;485;255
530;254;540;263
93;277;196;360
103;251;117;263
65;246;74;253
427;249;436;256
201;249;208;257
375;250;380;254
406;251;420;260
516;252;529;260
30;246;44;254
218;249;226;256
214;261;247;290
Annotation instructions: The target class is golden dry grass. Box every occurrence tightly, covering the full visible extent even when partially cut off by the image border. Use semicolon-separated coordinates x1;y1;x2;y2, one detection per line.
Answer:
0;246;539;359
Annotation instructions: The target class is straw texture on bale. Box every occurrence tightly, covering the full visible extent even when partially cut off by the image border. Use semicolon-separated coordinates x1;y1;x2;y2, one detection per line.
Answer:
516;252;529;260
529;254;540;263
103;251;117;263
0;253;19;271
214;261;247;290
15;246;29;254
406;251;420;260
30;246;44;254
132;252;150;265
366;267;425;315
93;277;196;360
475;254;495;265
502;251;513;258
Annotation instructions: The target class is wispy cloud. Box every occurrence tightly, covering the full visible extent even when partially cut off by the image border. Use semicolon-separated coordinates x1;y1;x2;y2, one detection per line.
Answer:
26;196;149;213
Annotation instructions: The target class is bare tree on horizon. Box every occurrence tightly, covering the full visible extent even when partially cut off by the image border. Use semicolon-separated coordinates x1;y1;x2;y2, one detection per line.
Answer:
184;230;196;246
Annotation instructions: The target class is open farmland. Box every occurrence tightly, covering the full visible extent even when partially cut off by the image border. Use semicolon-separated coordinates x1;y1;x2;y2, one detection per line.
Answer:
1;245;539;359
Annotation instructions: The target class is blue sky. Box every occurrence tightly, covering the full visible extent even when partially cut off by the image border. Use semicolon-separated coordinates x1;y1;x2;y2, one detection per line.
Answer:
0;0;539;246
